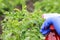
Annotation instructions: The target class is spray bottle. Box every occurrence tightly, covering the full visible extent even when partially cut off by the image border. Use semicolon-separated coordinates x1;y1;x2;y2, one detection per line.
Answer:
41;13;60;40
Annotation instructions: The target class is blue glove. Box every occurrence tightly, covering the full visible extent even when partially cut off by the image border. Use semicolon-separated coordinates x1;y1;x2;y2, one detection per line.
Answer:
40;16;60;35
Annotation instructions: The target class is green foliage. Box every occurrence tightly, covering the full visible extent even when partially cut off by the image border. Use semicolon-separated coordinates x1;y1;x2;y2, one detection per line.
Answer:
34;0;60;13
0;0;27;17
1;9;44;40
0;0;60;40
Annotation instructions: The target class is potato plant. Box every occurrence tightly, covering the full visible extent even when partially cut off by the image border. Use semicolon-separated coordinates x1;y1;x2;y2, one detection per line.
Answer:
1;9;44;40
34;0;60;13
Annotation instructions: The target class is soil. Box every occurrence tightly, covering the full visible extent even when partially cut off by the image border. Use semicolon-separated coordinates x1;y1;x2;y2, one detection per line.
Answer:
0;15;4;34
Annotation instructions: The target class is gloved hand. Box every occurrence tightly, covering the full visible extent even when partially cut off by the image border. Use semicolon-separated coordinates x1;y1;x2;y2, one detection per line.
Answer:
40;16;60;36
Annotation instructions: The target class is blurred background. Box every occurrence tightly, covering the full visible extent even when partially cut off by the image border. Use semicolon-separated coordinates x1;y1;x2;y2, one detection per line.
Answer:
0;0;60;40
